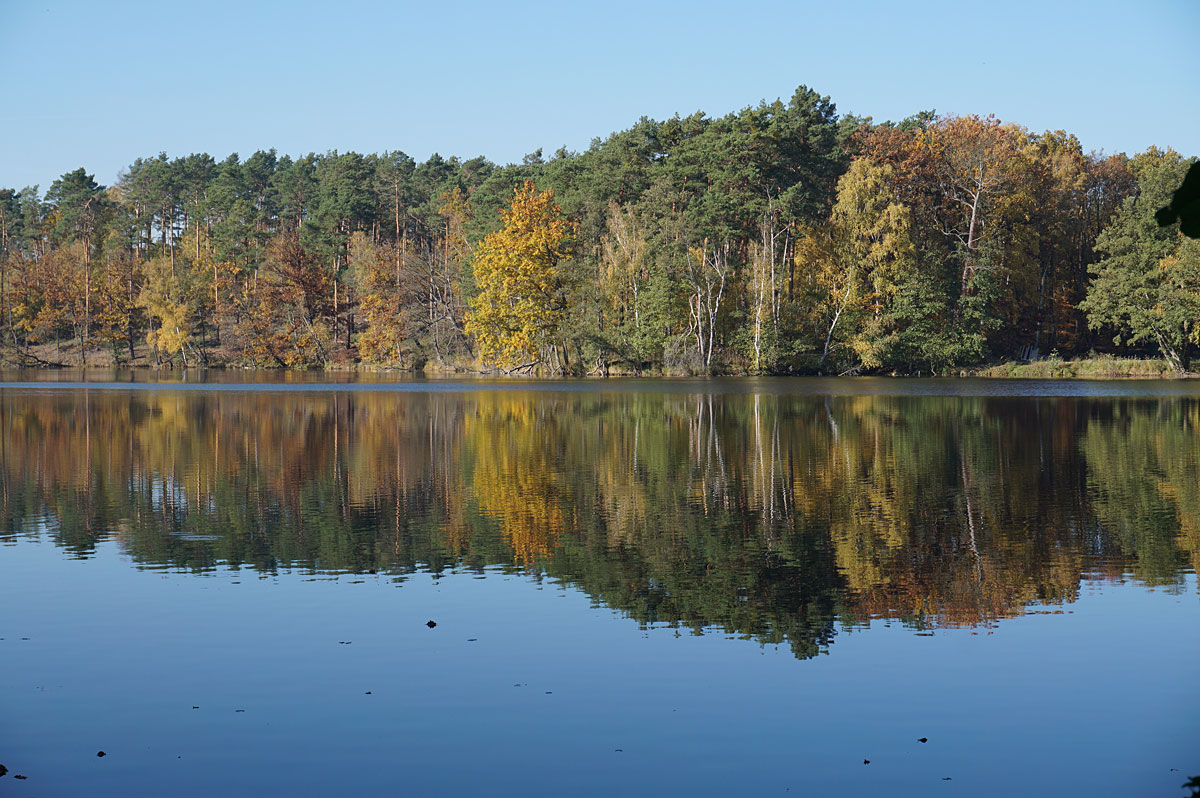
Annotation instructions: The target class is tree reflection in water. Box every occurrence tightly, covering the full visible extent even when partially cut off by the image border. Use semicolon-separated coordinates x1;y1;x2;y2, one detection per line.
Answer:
1;387;1196;659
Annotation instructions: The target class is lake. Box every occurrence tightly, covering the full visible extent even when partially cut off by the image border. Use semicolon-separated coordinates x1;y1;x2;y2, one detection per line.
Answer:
1;376;1197;796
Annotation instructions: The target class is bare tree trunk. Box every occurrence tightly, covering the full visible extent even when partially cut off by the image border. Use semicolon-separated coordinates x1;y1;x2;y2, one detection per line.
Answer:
82;238;90;368
962;188;981;294
394;180;402;285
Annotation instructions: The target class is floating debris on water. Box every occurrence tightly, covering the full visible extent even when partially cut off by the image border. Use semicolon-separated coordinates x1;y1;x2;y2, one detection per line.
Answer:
426;620;437;628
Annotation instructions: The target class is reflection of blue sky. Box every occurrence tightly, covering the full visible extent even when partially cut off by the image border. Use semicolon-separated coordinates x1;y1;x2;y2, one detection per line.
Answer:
1;0;1196;191
2;540;1196;797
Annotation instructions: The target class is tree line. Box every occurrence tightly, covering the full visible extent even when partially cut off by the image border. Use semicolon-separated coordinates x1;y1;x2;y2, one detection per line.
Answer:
2;85;1196;373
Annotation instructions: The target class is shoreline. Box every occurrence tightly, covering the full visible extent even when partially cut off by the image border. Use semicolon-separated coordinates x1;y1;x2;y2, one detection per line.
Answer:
0;356;1192;381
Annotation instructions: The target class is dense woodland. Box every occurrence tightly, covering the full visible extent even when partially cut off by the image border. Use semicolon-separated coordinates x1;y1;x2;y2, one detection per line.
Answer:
2;86;1197;374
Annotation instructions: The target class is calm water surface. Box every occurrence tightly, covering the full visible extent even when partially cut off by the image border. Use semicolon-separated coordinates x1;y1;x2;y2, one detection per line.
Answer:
1;376;1198;796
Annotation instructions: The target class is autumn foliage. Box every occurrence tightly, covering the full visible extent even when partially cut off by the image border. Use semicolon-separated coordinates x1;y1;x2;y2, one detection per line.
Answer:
0;86;1194;373
465;180;574;372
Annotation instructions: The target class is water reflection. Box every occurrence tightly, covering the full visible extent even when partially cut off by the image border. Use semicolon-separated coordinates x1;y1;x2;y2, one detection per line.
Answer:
1;388;1196;659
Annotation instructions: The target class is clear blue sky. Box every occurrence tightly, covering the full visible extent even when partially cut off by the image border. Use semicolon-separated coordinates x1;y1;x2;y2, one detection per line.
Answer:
2;0;1197;191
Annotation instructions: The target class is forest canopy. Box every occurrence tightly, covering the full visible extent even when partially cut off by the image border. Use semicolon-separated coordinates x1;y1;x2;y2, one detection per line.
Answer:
1;85;1195;374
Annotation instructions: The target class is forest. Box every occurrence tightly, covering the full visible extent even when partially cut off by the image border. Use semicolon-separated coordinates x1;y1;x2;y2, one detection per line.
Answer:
1;85;1197;374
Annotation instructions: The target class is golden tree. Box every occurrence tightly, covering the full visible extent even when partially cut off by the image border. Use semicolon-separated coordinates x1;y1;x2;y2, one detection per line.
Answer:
348;231;405;364
794;158;916;369
465;180;573;371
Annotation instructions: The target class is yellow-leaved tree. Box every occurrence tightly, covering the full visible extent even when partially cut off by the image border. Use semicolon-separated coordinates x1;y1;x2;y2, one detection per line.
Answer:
795;158;916;370
347;231;405;364
465;180;574;372
138;252;203;367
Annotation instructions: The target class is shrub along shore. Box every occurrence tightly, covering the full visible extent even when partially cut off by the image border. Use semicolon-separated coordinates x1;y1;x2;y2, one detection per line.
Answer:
3;346;1190;380
970;356;1187;379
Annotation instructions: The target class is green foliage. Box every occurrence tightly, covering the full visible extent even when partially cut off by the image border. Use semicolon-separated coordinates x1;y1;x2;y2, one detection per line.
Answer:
794;158;918;371
0;87;1190;371
1080;150;1199;372
46;168;110;249
975;355;1176;379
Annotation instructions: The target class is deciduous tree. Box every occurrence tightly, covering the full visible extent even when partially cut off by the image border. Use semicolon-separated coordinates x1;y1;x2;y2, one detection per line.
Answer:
466;181;574;371
1080;150;1199;372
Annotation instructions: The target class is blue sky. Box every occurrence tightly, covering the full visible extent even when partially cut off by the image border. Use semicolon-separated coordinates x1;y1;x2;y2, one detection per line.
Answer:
2;0;1197;191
